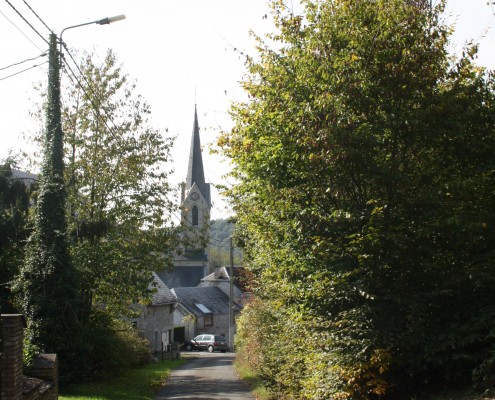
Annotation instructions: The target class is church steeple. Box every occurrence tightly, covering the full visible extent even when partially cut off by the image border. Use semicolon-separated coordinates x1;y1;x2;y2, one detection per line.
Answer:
185;106;210;206
186;106;205;189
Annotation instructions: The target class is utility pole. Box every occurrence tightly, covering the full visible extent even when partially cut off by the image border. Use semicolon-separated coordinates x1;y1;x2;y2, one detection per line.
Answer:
229;237;235;351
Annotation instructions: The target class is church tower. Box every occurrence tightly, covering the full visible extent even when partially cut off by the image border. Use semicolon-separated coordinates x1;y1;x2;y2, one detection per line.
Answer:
182;105;211;239
158;106;211;288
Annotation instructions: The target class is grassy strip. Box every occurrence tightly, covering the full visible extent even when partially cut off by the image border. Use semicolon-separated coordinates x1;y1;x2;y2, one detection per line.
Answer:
59;359;187;400
234;357;274;400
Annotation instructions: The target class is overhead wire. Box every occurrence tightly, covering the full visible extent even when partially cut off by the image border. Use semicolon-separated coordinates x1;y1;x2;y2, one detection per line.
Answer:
0;2;232;252
0;7;43;51
0;51;47;71
20;0;52;33
0;60;48;82
3;0;49;45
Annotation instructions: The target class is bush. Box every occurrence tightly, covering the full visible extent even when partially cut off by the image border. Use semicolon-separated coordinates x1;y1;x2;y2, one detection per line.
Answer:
80;311;151;380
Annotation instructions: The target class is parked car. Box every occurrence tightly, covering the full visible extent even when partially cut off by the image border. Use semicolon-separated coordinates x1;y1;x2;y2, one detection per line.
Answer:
183;334;228;353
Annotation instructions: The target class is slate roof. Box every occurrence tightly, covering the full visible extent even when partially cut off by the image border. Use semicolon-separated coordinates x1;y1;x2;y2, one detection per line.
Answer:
157;267;206;289
12;169;38;188
185;106;211;206
150;272;177;305
172;286;234;317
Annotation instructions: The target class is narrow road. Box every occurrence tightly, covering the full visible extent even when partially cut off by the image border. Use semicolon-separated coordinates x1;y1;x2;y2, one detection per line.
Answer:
155;352;255;400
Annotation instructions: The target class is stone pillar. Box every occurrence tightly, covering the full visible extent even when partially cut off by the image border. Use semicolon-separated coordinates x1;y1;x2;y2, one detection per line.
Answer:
0;314;26;400
30;354;58;400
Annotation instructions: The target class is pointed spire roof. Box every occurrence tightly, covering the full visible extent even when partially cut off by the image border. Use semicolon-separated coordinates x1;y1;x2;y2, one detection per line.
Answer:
186;106;206;191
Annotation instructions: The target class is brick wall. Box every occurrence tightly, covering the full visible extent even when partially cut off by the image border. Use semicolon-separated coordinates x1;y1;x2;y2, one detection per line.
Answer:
0;315;58;400
1;315;25;400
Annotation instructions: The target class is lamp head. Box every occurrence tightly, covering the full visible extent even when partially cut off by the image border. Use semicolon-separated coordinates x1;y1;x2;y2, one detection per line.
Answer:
96;14;126;25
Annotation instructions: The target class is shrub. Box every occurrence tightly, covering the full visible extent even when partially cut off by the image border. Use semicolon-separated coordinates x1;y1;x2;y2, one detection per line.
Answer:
80;311;151;380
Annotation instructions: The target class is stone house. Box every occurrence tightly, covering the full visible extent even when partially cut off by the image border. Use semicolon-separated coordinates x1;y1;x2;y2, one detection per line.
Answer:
171;286;241;342
131;272;177;353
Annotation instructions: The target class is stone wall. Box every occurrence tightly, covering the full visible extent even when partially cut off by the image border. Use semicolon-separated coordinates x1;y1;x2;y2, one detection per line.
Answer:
132;304;175;353
0;315;58;400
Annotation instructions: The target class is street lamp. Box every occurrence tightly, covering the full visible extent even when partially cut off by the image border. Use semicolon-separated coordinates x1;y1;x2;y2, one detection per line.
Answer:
51;14;126;214
42;13;126;235
59;14;126;54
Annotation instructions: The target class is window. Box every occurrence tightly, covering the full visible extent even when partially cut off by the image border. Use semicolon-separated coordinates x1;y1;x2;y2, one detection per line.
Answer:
192;206;199;225
204;315;213;327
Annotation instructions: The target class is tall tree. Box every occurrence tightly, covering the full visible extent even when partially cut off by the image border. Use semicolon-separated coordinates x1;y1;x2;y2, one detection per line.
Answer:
61;49;177;317
221;0;495;398
14;34;86;380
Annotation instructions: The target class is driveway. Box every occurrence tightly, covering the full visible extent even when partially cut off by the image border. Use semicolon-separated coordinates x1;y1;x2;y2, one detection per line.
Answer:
155;351;255;400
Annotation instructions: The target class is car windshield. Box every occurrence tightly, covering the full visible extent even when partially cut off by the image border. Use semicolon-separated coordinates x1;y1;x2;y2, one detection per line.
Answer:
215;336;226;341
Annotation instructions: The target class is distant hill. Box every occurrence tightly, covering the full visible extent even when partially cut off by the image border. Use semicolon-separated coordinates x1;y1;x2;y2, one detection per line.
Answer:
209;219;242;268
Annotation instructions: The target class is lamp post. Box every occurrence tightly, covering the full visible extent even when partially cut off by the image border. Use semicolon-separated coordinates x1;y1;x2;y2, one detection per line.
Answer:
59;14;126;55
19;15;126;374
54;15;126;194
42;12;126;258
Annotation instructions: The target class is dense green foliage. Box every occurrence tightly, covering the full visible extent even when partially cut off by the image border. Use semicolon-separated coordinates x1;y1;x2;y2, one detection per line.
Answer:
0;161;32;313
12;46;177;382
14;35;87;382
78;312;152;379
222;1;495;398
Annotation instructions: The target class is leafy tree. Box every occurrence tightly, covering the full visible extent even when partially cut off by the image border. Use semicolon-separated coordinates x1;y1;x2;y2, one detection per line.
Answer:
59;49;177;317
220;0;495;398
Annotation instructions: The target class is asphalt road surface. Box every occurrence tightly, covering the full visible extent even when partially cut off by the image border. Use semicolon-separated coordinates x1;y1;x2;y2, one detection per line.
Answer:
155;352;255;400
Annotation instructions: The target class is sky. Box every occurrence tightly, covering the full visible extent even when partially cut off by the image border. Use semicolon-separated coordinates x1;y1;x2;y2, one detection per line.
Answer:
1;0;494;220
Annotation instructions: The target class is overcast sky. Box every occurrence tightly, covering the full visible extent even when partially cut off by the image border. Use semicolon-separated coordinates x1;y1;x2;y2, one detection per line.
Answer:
0;0;494;219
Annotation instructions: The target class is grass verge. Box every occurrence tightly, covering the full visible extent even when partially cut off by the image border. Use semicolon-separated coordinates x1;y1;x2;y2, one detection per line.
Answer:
59;358;187;400
234;357;274;400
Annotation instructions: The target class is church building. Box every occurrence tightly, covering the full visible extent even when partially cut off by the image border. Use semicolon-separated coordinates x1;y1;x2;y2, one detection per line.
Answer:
158;106;211;288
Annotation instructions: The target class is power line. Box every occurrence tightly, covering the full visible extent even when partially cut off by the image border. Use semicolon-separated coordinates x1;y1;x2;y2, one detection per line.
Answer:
0;7;43;51
3;0;49;45
21;0;52;33
0;60;47;82
0;51;47;71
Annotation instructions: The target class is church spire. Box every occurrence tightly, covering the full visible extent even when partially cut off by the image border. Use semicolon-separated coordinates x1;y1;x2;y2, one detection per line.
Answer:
186;105;206;191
